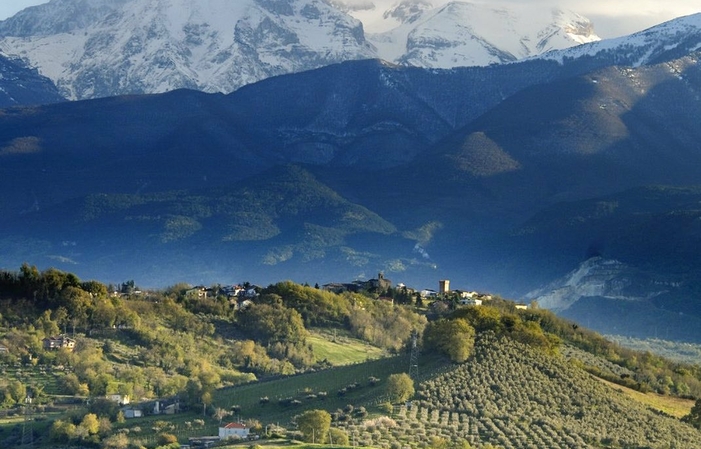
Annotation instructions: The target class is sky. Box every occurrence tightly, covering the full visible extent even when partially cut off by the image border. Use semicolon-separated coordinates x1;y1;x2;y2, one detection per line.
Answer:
341;0;700;38
0;0;47;21
0;0;698;38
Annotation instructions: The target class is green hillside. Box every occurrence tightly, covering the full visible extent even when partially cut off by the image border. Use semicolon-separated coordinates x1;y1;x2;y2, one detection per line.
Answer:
1;266;700;448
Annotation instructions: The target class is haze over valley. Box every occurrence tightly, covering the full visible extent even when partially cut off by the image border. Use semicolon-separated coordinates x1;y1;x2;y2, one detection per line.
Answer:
0;0;701;344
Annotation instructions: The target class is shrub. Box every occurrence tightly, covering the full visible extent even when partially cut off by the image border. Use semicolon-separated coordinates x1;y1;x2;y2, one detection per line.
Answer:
157;433;178;446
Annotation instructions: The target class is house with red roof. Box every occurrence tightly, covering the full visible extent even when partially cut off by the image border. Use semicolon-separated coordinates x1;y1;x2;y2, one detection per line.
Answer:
219;422;250;440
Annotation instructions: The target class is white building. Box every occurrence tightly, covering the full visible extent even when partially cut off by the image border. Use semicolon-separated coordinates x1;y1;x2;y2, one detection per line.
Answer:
420;289;438;298
219;422;250;440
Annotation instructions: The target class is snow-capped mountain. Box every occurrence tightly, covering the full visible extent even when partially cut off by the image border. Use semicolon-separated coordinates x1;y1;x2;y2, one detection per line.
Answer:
539;12;701;67
0;0;374;100
0;53;64;107
0;0;599;100
363;1;599;67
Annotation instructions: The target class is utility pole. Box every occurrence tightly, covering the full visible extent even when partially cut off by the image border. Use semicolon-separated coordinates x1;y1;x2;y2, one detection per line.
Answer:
409;331;419;381
22;395;33;448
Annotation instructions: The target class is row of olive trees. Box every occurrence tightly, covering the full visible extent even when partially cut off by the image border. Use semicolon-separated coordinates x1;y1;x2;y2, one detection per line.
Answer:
331;333;701;449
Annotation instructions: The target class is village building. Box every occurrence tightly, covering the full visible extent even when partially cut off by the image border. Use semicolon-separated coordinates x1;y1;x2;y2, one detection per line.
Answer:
420;289;438;298
186;286;210;299
439;279;450;294
459;298;483;306
454;290;479;299
106;394;130;405
153;398;180;415
219;422;250;440
367;272;392;291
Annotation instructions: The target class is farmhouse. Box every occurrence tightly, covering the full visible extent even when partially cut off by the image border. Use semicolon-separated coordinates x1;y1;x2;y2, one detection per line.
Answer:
121;406;143;419
219;422;250;440
42;335;76;351
153;398;180;415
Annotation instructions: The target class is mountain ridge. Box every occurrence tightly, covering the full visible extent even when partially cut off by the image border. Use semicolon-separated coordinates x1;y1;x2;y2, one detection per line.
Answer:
0;0;599;100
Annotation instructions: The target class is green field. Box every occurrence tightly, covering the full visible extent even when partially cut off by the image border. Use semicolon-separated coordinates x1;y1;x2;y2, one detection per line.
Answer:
208;354;446;426
212;356;406;425
595;377;695;418
307;329;386;365
220;440;367;449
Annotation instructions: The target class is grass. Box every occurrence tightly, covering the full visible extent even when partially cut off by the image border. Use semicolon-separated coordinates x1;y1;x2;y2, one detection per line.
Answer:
220;440;368;449
219;439;369;449
211;355;409;425
595;376;695;418
307;329;385;366
208;353;448;426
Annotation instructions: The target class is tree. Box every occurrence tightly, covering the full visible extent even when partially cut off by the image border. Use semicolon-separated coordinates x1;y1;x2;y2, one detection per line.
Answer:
50;419;77;442
62;372;90;396
328;427;349;445
423;318;476;363
238;302;308;345
79;413;100;436
295;409;332;443
35;310;60;337
6;379;27;405
213;406;231;424
385;373;415;403
430;436;449;449
682;398;701;429
201;391;213;416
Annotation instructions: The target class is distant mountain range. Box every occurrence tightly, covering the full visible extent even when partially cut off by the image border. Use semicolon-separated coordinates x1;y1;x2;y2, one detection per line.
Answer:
0;0;598;100
1;7;701;342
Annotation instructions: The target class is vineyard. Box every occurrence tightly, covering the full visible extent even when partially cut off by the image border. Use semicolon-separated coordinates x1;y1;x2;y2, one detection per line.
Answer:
335;333;701;449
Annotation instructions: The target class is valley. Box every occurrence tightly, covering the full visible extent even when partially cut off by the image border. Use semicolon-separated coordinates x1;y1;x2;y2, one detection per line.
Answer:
0;3;701;447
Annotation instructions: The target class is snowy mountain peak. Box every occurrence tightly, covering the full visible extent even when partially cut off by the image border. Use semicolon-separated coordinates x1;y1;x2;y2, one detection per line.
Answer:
0;0;603;99
0;0;372;100
382;0;433;25
367;2;600;68
538;12;701;67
